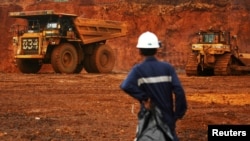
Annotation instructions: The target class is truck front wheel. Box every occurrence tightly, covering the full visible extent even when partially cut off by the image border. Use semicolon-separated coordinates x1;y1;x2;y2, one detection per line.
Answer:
16;59;42;73
51;43;78;74
91;44;115;73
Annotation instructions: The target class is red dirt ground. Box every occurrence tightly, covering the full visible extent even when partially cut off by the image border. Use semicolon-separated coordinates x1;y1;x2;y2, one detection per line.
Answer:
0;73;249;141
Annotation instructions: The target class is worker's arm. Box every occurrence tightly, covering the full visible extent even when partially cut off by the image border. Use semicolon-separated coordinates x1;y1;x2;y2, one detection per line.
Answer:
120;67;149;101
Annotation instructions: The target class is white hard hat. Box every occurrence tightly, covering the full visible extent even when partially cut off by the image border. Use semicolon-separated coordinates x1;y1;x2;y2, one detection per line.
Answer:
136;31;160;48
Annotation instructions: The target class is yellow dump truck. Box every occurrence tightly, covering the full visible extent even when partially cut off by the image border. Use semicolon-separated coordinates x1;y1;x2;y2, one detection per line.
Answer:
9;10;127;73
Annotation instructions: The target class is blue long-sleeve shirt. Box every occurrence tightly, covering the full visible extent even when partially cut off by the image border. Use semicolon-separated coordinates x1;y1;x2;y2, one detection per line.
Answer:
120;56;187;130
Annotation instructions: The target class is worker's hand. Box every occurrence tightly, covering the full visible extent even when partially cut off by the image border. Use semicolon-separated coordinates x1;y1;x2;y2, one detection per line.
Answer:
143;99;151;110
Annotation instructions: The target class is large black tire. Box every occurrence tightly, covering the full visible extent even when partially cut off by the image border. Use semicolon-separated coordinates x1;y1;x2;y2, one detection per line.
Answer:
16;59;42;73
91;44;115;73
74;47;84;73
83;54;95;73
51;43;78;74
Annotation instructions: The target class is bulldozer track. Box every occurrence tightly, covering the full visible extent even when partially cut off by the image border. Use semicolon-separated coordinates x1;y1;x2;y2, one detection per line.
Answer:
214;53;231;76
185;53;198;76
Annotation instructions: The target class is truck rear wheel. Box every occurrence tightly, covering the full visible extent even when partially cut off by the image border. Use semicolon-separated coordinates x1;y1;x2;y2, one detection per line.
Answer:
16;59;42;73
51;43;78;74
74;47;84;73
91;44;115;73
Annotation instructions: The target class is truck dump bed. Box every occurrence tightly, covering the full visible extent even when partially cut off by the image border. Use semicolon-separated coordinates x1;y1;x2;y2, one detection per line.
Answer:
74;18;127;44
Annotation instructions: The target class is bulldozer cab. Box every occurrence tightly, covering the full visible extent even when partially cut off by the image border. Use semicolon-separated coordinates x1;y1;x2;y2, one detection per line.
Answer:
198;30;230;44
201;33;217;43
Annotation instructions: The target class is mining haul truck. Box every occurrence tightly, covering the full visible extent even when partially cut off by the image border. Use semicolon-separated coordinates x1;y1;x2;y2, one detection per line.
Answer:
9;10;127;74
185;29;250;76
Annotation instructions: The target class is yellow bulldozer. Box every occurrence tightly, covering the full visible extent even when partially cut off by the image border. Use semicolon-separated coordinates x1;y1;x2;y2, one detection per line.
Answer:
185;29;250;76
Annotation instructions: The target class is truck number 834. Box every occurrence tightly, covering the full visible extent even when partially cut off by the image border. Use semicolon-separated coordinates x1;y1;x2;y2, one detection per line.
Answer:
22;38;39;50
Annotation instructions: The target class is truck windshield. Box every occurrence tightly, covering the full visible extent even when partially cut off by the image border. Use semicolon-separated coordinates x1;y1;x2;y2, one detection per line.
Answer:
46;23;58;29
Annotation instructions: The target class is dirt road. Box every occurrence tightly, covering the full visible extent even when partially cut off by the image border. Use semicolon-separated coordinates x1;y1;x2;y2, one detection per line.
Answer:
0;73;249;141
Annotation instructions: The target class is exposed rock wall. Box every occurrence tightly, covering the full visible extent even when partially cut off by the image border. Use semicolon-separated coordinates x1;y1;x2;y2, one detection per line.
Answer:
0;4;22;72
1;0;250;73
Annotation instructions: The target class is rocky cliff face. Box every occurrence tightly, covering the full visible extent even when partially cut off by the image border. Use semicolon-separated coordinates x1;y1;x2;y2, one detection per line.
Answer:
1;0;250;73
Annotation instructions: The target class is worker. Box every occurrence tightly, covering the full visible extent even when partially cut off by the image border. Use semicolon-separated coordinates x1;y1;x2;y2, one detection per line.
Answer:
120;31;187;141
